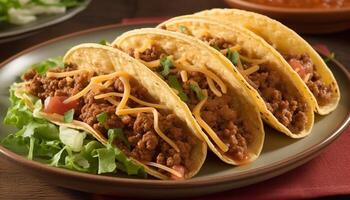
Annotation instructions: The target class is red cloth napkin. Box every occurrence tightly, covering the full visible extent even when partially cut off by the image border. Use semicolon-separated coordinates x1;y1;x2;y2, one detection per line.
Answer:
93;17;350;200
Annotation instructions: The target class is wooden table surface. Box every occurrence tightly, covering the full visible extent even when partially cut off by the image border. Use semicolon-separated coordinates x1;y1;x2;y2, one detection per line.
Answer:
0;1;349;200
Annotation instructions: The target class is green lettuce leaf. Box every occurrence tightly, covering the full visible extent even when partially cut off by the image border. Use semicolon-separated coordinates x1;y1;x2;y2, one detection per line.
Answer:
2;78;145;177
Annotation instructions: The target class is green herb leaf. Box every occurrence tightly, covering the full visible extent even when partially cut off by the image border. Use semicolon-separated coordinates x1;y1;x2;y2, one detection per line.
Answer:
108;128;130;150
323;52;335;63
99;39;109;45
190;84;206;101
31;56;64;75
168;75;188;102
160;56;173;76
96;112;108;123
226;49;239;65
64;109;74;123
179;25;188;34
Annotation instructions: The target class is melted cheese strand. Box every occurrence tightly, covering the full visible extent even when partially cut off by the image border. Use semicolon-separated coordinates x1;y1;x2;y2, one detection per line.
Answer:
116;76;131;113
145;162;182;178
41;69;182;162
105;97;120;106
94;92;167;109
103;80;114;88
243;65;260;76
180;70;188;82
116;107;180;152
63;71;129;104
174;60;227;94
138;59;161;68
303;73;311;83
46;69;91;78
206;77;222;97
236;56;244;70
220;45;241;54
171;88;179;95
192;92;229;152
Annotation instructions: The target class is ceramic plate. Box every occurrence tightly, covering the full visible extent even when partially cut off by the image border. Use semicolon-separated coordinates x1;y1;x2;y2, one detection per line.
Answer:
0;23;349;198
0;0;91;43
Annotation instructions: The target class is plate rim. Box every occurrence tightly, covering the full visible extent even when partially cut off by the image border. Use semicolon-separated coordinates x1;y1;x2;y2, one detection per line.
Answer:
0;0;92;38
0;22;349;188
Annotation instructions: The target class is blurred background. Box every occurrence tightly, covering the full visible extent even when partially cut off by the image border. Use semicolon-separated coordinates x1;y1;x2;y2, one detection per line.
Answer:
1;0;350;61
0;1;349;200
0;0;226;60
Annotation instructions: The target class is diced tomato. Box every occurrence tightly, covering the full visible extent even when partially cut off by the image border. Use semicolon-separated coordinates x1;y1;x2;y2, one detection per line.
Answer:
288;58;307;79
44;96;78;115
171;165;185;180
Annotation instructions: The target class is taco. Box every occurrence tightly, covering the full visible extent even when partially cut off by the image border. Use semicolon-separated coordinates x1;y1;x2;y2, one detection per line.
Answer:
112;28;265;165
4;44;207;180
157;16;315;138
195;8;340;115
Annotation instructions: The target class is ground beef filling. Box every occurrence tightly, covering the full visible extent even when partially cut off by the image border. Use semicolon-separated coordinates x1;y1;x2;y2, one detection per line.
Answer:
184;72;252;161
248;67;307;133
285;54;333;106
22;67;195;174
200;36;308;133
130;45;253;161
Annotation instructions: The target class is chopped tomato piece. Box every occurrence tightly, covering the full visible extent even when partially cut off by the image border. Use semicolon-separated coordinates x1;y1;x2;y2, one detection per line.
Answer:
171;165;185;180
288;58;307;79
44;96;78;115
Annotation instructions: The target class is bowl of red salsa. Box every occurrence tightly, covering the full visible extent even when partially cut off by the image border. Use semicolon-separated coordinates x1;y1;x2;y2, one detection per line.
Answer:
224;0;350;34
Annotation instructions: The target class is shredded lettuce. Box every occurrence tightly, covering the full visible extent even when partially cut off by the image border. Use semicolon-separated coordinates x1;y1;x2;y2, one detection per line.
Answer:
59;126;86;152
1;82;145;177
31;56;64;75
63;108;74;123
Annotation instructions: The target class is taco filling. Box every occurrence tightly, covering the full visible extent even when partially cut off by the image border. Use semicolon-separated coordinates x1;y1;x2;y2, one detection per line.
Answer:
21;65;197;179
285;54;333;106
199;35;308;133
128;45;253;162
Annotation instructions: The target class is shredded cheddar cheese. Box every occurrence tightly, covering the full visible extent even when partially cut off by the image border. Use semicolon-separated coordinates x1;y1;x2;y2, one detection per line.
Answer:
63;71;129;104
116;107;180;153
242;65;260;76
192;90;229;152
174;59;227;95
56;69;180;155
145;162;182;178
180;70;188;82
138;59;161;68
46;69;92;78
94;92;167;109
206;77;222;97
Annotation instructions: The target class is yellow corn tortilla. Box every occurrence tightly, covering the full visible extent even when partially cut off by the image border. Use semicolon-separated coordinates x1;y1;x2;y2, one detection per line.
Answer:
157;16;315;138
112;28;265;165
17;44;208;180
195;8;340;115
